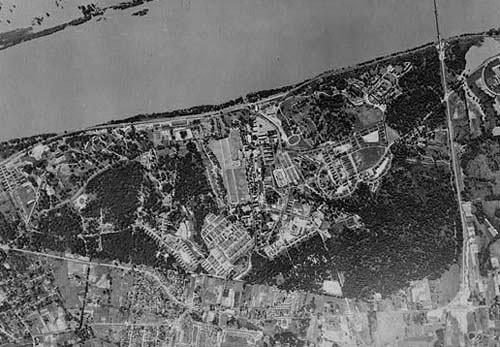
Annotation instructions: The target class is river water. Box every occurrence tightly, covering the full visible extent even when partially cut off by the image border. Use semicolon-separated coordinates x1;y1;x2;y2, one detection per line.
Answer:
0;0;499;140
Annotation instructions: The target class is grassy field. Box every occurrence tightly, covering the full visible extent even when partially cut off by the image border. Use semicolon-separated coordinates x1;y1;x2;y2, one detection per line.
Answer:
483;200;500;228
385;125;400;146
347;105;384;131
209;130;249;205
374;311;407;347
352;146;386;172
436;263;460;306
225;167;250;205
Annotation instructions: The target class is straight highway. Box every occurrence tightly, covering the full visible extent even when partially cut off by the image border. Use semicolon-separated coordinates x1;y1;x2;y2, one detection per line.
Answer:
434;0;471;300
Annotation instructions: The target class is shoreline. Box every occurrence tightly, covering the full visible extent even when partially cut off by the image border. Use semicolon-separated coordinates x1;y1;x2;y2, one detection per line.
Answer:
0;28;497;144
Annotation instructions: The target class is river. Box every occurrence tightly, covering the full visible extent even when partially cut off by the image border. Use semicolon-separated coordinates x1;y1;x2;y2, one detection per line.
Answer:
0;0;499;140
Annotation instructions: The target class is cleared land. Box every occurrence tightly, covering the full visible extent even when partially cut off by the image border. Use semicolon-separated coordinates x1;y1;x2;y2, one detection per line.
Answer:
436;263;461;306
385;125;400;145
224;167;249;205
352;146;386;172
347;105;385;131
209;129;250;205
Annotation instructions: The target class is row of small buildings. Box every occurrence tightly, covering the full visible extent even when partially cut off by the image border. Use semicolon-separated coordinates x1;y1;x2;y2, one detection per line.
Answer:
200;213;254;277
153;213;254;278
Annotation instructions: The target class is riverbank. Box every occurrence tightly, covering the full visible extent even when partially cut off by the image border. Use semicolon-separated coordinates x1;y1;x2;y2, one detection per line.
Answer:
0;0;499;141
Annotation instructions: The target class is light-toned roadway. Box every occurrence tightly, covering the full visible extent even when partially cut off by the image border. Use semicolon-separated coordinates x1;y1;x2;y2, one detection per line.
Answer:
434;0;470;301
0;245;187;308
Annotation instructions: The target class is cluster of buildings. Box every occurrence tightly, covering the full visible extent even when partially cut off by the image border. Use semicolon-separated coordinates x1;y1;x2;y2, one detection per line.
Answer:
263;201;326;259
367;63;411;105
318;122;391;199
200;213;254;277
180;272;461;347
272;151;301;188
184;274;307;326
176;317;220;347
142;211;256;279
0;162;36;221
0;251;78;346
116;325;177;347
146;118;209;145
461;201;500;307
262;200;363;260
251;116;279;166
462;202;485;296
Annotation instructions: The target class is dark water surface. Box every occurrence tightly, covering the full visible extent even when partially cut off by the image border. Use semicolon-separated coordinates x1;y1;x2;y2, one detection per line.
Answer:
0;0;499;140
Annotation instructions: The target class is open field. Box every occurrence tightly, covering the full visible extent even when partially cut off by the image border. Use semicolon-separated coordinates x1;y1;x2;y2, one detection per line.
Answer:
436;263;461;306
352;146;386;172
224;167;250;205
209;129;249;205
348;105;385;131
373;311;407;347
385;125;400;146
483;200;500;228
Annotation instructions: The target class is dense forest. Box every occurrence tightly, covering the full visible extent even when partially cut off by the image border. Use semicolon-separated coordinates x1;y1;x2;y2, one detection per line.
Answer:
279;44;447;145
96;228;161;266
459;134;500;201
246;143;461;299
82;160;144;230
245;45;462;298
30;185;164;267
385;47;445;135
31;205;85;254
310;94;356;143
173;143;218;234
5;33;496;304
0;212;20;242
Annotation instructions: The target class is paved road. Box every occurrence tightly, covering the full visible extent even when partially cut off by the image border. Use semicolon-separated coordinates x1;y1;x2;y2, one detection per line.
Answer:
434;0;470;300
89;322;171;327
2;246;188;308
